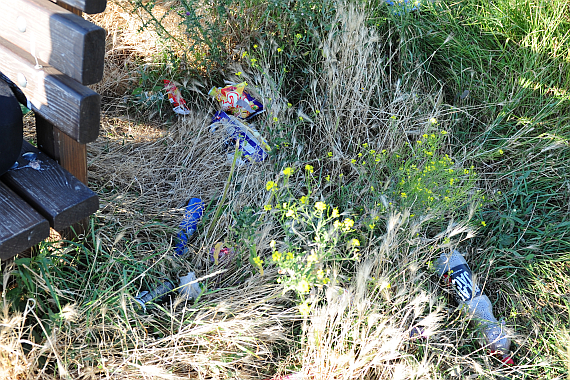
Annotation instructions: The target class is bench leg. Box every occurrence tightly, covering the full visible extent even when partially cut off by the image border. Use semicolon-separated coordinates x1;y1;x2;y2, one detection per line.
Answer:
36;115;90;238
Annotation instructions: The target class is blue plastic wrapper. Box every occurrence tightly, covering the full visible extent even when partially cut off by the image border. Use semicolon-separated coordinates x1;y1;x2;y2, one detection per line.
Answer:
174;198;204;256
210;111;270;164
242;90;264;120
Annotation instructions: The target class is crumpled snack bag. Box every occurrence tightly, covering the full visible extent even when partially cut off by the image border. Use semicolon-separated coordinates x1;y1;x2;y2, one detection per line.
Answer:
209;82;263;119
164;80;191;115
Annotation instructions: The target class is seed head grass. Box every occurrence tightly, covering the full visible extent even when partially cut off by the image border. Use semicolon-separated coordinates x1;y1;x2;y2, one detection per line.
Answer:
2;0;570;378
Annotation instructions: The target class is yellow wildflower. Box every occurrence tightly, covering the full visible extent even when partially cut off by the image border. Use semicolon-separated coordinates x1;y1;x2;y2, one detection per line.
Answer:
315;201;327;212
299;301;310;315
307;252;318;264
272;251;282;262
297;280;310;293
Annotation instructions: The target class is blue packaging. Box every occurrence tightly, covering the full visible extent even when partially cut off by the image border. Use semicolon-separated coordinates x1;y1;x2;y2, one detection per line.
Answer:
174;198;204;256
210;111;270;163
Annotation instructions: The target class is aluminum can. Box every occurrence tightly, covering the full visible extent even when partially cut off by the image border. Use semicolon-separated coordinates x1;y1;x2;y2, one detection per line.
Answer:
134;280;175;311
174;198;204;256
436;250;512;363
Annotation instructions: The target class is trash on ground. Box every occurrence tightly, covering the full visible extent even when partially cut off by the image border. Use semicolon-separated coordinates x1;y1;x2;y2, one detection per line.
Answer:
175;198;205;256
134;279;176;312
210;242;235;265
210;111;270;164
435;250;513;365
209;82;263;119
164;80;191;115
179;272;202;301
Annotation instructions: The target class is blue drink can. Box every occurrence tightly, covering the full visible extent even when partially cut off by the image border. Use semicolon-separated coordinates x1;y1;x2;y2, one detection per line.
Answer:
174;198;204;256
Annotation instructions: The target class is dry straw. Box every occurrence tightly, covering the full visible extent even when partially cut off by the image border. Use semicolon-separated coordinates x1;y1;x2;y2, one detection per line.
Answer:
0;1;526;379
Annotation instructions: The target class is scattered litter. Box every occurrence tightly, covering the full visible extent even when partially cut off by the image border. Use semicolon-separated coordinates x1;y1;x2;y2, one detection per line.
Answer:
209;82;263;119
134;279;175;312
436;250;513;365
164;80;191;115
211;111;270;164
174;198;205;256
179;272;202;301
210;243;235;265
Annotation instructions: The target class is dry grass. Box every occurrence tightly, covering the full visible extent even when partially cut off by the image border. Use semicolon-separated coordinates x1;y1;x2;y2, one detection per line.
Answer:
1;1;545;379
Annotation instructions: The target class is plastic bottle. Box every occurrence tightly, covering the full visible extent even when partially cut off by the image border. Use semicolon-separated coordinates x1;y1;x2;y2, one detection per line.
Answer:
174;198;204;256
435;250;513;364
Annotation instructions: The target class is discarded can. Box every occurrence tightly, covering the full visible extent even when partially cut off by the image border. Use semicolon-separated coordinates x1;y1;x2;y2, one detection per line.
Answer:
435;250;513;365
134;279;175;311
174;198;205;256
211;111;270;163
209;82;263;119
164;80;191;115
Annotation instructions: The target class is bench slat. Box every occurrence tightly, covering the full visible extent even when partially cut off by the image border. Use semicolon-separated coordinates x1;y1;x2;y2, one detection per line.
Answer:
0;182;50;260
0;37;100;143
51;0;106;14
1;141;99;231
0;0;105;85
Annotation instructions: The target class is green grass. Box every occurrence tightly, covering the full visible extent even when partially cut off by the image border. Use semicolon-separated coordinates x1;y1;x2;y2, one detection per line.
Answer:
3;0;570;378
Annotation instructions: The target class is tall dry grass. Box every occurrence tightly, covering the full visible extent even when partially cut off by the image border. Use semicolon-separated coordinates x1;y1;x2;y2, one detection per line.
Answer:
0;1;538;379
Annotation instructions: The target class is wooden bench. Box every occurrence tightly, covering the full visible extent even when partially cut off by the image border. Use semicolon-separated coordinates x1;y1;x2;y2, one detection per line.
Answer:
0;0;107;259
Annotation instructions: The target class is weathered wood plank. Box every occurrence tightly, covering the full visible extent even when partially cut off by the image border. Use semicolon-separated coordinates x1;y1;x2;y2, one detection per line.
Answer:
1;141;99;231
0;37;100;143
52;0;106;14
0;0;105;85
0;182;50;260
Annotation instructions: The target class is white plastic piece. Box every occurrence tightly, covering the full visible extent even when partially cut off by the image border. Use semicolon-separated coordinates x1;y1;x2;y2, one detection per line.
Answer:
179;272;201;301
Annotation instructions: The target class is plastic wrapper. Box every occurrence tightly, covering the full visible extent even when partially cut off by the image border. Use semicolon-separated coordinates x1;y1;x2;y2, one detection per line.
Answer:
209;82;263;119
164;80;191;115
211;111;270;164
179;272;202;301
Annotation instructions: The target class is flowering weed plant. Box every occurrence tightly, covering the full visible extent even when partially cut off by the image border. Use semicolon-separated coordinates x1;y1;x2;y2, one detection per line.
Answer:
262;166;360;312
